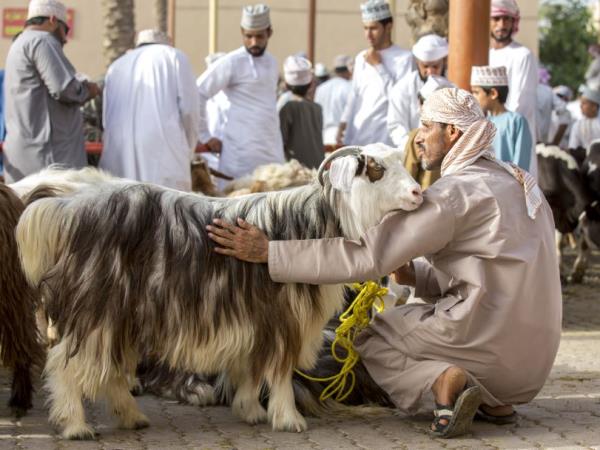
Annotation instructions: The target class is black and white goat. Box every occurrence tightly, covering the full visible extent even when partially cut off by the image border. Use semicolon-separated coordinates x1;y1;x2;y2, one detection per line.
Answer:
16;145;422;439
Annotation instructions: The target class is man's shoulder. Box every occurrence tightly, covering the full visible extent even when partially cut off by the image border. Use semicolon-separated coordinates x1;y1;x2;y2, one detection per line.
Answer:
394;70;420;89
12;29;59;52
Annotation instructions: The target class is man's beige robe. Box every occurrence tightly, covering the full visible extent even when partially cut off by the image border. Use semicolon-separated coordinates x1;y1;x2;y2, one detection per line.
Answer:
268;158;562;412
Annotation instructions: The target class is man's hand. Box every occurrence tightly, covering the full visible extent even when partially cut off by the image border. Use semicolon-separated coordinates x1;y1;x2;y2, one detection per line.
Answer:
206;137;223;154
85;81;101;100
206;218;269;263
336;122;347;146
364;48;382;66
391;261;416;286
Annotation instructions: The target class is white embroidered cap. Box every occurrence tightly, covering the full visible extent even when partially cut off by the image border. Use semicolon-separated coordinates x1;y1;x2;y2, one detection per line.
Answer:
136;29;170;47
27;0;67;23
284;55;313;86
412;34;448;62
315;63;328;78
241;4;271;31
419;75;455;100
581;85;600;106
470;65;509;87
361;0;392;23
333;54;352;70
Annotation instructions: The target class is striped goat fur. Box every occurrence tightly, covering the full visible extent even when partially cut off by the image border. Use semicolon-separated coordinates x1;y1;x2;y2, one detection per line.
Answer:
15;146;422;439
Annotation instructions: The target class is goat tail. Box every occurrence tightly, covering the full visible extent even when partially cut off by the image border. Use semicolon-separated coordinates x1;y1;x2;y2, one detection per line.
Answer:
16;186;71;287
0;184;46;416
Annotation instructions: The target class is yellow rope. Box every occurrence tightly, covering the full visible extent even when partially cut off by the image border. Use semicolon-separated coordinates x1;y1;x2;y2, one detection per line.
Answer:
295;281;388;402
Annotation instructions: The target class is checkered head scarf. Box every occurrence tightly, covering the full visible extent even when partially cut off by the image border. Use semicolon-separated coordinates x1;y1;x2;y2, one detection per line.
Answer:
491;0;520;34
420;88;542;219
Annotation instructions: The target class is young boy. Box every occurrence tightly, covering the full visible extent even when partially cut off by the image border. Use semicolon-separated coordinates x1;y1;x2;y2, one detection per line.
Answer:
279;55;324;169
471;65;532;171
568;85;600;165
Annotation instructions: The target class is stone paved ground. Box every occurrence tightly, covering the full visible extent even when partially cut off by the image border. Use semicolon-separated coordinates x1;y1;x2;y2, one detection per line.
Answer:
0;255;599;449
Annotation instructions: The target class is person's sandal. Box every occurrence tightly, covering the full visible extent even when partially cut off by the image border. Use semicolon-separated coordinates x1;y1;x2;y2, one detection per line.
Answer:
429;385;482;438
475;407;519;425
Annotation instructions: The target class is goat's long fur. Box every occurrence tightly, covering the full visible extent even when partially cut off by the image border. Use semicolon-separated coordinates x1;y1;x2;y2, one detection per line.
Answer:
16;149;420;439
0;184;45;416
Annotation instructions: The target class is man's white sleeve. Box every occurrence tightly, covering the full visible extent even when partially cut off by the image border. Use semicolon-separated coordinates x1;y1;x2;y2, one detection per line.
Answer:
196;57;233;143
176;51;201;152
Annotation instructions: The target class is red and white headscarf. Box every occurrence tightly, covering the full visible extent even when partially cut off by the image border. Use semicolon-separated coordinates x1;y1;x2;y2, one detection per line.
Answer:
420;88;542;219
491;0;520;34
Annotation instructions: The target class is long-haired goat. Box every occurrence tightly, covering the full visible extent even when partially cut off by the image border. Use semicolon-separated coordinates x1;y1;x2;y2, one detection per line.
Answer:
0;184;46;416
16;146;422;439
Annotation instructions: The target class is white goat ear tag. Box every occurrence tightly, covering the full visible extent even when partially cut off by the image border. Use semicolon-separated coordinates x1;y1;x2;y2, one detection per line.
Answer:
329;156;359;192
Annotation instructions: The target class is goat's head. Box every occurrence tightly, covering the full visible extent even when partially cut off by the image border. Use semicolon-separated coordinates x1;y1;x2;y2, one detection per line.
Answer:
318;144;423;239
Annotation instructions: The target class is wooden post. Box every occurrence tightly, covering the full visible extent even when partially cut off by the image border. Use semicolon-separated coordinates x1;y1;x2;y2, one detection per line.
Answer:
447;0;490;90
167;0;176;45
209;0;218;54
308;0;316;62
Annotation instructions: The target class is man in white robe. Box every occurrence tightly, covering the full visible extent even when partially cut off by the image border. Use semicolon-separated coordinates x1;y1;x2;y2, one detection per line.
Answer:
337;0;413;146
489;0;538;177
314;55;352;145
197;4;284;180
100;29;199;191
387;34;448;150
207;88;561;439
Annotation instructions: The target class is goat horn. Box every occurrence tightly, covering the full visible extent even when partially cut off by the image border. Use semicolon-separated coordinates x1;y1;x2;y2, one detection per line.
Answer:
317;146;363;187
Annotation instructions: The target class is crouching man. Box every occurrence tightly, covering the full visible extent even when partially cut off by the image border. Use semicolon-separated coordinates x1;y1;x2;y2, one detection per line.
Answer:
207;88;561;438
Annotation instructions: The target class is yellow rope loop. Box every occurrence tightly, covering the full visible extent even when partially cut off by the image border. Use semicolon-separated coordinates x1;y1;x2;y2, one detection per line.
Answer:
295;280;388;402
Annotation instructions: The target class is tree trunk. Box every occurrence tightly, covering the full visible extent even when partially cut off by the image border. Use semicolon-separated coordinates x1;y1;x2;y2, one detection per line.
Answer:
154;0;167;32
102;0;135;69
405;0;449;43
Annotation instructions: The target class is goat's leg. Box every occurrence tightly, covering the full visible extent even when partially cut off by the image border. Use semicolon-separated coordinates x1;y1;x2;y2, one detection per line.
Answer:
104;374;149;430
9;363;33;417
45;341;95;440
571;236;589;283
229;366;267;425
267;368;307;432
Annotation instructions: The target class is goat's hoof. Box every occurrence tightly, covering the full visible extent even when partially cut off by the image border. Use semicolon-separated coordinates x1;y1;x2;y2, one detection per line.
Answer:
62;424;97;440
129;377;144;396
119;413;150;430
569;272;585;284
10;406;28;419
271;410;307;432
234;401;268;425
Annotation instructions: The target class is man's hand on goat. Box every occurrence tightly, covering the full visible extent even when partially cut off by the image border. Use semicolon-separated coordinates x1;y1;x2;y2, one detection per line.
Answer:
206;218;269;263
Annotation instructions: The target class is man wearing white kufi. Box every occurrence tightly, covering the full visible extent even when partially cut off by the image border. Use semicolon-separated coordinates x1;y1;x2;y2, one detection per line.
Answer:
3;0;101;182
196;4;284;182
314;55;353;145
279;56;324;169
208;88;561;439
489;0;538;177
388;33;449;150
568;85;600;161
337;0;413;146
100;29;199;190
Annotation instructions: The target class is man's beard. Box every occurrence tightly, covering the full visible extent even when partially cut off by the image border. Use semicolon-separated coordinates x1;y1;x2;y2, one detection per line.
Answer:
245;45;267;57
491;29;512;43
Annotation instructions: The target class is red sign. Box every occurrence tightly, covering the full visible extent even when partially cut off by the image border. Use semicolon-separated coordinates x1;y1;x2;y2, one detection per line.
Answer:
2;8;75;38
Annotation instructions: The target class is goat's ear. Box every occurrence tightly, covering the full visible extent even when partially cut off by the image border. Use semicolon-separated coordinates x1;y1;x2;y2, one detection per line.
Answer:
365;157;386;182
355;155;366;176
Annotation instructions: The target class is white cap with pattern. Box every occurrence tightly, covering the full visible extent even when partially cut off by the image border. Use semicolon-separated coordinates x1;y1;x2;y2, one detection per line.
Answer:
470;65;509;87
27;0;67;23
333;54;352;69
241;4;271;31
361;0;392;23
284;55;313;86
136;29;170;47
412;34;448;62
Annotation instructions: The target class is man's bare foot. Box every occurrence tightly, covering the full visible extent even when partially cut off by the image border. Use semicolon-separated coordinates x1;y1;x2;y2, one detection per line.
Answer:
431;366;467;428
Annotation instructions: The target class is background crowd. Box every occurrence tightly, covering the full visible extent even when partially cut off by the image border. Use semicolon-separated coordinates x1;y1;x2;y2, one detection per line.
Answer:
0;0;599;193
